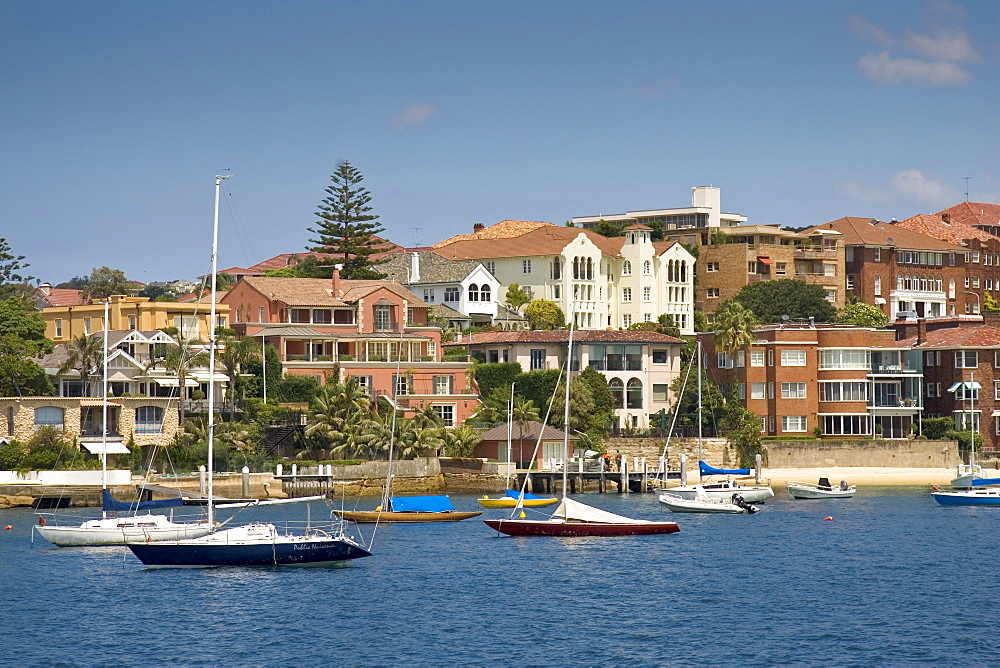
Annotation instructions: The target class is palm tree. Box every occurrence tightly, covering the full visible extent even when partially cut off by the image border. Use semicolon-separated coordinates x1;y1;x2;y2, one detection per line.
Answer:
440;424;481;457
304;377;375;459
510;396;541;460
713;300;760;362
145;337;210;423
59;334;105;396
217;335;262;410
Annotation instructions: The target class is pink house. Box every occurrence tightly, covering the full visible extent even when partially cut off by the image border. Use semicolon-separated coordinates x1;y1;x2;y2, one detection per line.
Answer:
222;270;479;426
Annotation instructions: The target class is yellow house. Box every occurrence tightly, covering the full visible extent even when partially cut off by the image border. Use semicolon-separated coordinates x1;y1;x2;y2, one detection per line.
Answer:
40;294;230;343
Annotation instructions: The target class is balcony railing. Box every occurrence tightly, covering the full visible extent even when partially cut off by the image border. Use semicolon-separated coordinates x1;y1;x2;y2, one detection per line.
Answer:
869;364;920;374
282;353;436;363
588;360;643;372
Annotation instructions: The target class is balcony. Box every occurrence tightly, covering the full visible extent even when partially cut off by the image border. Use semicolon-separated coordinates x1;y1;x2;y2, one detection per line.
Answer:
794;245;838;259
588;360;643;372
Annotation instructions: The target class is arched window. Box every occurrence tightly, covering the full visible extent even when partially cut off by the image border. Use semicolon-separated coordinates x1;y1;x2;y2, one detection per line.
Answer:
622;261;632;276
468;283;479;302
480;284;491;302
34;406;64;431
680;261;687;282
587;257;593;280
552;258;561;280
609;378;624;408
573;257;580;279
626;378;643;409
643;260;651;275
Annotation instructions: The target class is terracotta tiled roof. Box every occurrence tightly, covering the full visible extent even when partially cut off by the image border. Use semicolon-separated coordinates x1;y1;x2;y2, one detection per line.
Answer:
936;202;1000;229
478;421;576;442
897;325;1000;349
237;277;423;307
652;240;679;254
893;213;994;245
243;238;402;274
38;288;87;306
804;217;964;251
462;329;684;345
432;220;623;260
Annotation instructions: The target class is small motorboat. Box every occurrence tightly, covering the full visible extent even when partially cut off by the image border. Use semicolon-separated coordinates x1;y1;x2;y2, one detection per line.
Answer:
478;490;559;508
658;486;759;514
787;478;856;499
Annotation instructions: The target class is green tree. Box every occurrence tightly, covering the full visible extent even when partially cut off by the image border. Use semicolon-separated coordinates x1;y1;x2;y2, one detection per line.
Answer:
838;301;890;327
471;362;522;401
217;334;262;409
732;279;836;324
307;161;387;280
504;284;531;314
243;343;281;399
58;334;106;397
0;237;32;298
81;266;138;301
984;292;1000;314
591;219;625;237
657;314;682;338
0;297;54;396
669;356;725;436
719;387;762;467
145;337;210;423
440;424;482;457
274;373;322;404
263;254;328;279
713;301;760;359
524;299;565;330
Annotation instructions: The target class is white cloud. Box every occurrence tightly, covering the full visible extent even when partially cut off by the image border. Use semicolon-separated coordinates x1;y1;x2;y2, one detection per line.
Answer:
391;103;436;130
904;28;977;61
890;169;957;204
848;14;894;47
858;51;970;85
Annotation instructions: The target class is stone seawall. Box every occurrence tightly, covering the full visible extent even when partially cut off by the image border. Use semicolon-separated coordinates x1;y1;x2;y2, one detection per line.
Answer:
602;437;733;469
760;439;961;469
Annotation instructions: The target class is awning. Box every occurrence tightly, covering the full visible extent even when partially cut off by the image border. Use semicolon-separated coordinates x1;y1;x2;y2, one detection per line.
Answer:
82;441;131;455
189;372;231;383
875;297;887;304
948;381;982;392
151;377;200;388
757;257;772;265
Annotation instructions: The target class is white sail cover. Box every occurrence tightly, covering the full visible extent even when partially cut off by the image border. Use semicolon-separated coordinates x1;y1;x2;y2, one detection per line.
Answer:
552;498;645;524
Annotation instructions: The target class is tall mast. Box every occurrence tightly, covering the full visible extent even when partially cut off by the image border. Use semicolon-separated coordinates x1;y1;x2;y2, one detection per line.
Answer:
101;298;109;518
207;174;228;529
697;337;703;480
507;381;514;489
562;305;575;501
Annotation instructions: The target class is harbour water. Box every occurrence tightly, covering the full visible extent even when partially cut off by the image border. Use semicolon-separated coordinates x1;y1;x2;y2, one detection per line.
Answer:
3;487;999;665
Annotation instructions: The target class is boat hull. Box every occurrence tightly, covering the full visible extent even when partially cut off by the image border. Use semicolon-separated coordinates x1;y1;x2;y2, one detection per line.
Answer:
126;524;372;567
661;484;774;503
334;510;482;523
34;517;213;547
657;494;751;514
477;498;558;508
932;490;1000;506
786;483;856;499
483;518;680;536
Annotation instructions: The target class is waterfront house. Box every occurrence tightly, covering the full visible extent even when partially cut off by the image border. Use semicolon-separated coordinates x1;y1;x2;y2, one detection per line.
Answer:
474;420;576;468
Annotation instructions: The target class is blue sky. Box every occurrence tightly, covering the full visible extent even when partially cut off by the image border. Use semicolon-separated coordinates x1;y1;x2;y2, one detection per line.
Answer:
2;0;998;285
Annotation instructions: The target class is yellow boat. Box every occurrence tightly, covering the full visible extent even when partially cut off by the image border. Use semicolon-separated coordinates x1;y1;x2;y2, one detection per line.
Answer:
478;491;559;508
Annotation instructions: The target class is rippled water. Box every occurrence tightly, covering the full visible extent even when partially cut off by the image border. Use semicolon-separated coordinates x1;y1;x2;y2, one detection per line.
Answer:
3;487;999;666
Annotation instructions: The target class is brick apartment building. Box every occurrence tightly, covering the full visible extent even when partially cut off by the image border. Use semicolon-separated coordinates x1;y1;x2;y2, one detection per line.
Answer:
700;323;923;439
806;217;967;319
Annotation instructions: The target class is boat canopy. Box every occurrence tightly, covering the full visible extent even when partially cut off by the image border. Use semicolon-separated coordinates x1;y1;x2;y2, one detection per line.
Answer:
699;461;751;476
390;495;455;512
505;490;551;500
102;490;184;513
972;478;1000;487
552;498;644;525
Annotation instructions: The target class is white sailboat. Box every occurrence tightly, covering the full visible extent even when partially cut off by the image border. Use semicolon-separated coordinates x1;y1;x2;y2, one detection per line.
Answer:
127;175;372;567
34;301;213;547
484;306;680;537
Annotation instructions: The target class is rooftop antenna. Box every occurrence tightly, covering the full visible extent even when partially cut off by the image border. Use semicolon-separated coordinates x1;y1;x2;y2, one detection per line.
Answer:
964;177;973;201
413;227;422;247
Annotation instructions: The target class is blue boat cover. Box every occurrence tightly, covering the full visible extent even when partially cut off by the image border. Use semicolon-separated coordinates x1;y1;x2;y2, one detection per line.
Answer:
505;490;550;500
390;495;455;512
699;461;751;476
102;489;184;512
972;478;1000;487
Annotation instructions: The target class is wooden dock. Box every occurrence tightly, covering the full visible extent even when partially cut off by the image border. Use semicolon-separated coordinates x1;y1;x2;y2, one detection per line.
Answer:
517;456;680;494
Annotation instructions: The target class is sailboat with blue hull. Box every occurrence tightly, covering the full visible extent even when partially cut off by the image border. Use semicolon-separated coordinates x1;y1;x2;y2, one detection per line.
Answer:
126;175;372;568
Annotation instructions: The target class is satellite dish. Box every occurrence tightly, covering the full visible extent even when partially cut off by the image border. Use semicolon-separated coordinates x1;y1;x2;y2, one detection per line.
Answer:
781;314;790;321
887;237;894;245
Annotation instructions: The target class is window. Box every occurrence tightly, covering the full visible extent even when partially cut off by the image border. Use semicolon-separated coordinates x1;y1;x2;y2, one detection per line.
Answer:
84;318;91;335
522;259;531;274
444;287;460;302
767;350;774;366
173;316;200;339
994;380;1000;401
973;276;981;288
973;251;981;263
352;376;373;394
375;306;392;331
775;263;786;275
423;289;435;303
949;252;955;266
750;350;765;367
468;283;479;302
874;275;881;295
707;288;720;298
995;350;1000;368
751;383;766;400
819;349;869;369
626;378;643;409
643;287;651;302
530;349;545;370
782;415;807;432
551;259;561;280
622;314;632;328
622;288;632;302
34;406;64;431
135;406;164;434
609;378;624;408
955;384;979;401
481;285;491;302
927;383;936;398
781;382;807;399
767;382;775;399
622;261;632;276
652;384;669;402
874;247;881;261
819;382;867;402
955;351;978;368
485;261;495;274
312;309;332;324
823;415;870;436
747;262;757;274
643;260;651;275
128;315;137;330
259;306;266;322
55;319;62;337
949;279;956;298
652;350;668;364
717;352;734;369
706;262;720;272
433;375;454;395
432;405;454;427
955;412;980;432
781;350;807;366
392;374;410;396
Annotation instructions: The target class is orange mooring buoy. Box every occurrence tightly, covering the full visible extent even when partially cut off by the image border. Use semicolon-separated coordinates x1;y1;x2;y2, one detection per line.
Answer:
2;525;12;531
823;516;833;521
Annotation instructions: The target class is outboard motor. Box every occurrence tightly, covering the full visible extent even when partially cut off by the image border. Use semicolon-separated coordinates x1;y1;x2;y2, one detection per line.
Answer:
731;493;760;514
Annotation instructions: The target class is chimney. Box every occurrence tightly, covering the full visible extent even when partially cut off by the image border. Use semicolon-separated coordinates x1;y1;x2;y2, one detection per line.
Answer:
410;252;420;283
916;316;927;346
332;264;343;297
473;222;485;233
39;283;51;296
